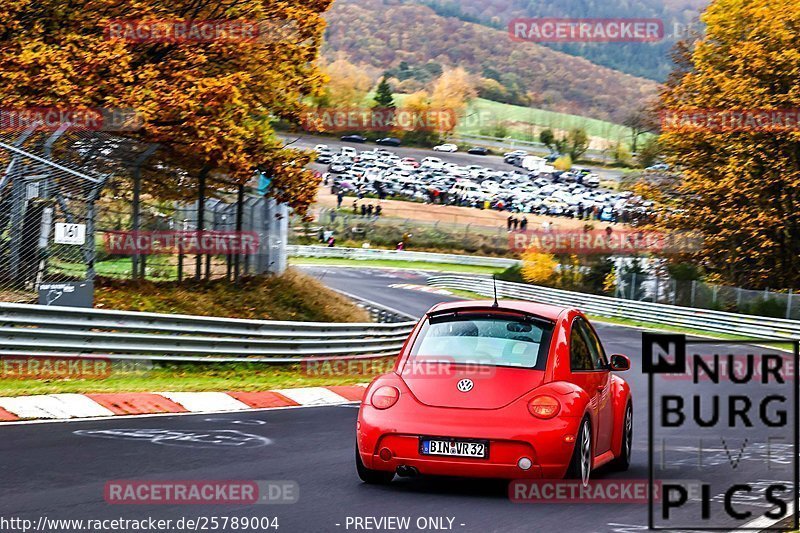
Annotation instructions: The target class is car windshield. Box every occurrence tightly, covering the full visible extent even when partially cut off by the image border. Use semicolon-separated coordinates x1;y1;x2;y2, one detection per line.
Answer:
408;313;553;369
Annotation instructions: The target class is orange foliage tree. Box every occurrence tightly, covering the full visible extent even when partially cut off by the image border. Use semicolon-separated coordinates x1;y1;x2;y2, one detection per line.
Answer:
660;0;800;289
0;0;332;215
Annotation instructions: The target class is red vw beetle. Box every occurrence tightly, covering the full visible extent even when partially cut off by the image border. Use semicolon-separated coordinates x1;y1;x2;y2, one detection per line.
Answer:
356;300;632;485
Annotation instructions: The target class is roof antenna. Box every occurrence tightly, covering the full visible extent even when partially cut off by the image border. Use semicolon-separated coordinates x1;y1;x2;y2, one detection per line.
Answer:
492;274;499;308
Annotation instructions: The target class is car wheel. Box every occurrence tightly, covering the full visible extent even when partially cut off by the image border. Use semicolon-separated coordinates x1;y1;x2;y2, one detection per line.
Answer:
355;445;394;484
566;418;592;486
610;403;633;471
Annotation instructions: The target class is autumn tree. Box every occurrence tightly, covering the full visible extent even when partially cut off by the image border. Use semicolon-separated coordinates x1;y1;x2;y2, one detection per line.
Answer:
430;67;477;134
318;55;373;108
521;251;558;285
0;0;333;215
400;90;442;146
659;0;800;289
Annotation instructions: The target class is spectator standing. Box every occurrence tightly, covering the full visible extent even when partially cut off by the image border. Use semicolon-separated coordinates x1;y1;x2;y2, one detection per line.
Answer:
337;191;344;209
520;217;528;231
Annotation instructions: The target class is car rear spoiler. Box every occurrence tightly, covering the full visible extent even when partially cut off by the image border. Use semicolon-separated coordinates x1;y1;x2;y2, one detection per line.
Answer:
426;306;555;326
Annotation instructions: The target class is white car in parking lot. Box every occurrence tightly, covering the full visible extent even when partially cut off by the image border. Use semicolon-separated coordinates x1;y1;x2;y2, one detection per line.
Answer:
433;143;458;152
421;157;445;169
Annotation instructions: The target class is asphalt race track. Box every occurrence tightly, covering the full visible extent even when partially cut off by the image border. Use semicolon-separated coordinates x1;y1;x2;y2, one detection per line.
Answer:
1;266;794;533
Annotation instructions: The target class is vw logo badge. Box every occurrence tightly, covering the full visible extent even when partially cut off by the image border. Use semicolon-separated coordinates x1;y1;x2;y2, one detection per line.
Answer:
457;379;474;393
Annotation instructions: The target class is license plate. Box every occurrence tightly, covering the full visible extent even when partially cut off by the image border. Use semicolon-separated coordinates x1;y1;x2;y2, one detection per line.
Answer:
419;437;489;459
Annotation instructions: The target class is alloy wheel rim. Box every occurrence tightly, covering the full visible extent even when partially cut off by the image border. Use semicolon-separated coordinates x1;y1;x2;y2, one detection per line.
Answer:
624;407;633;458
580;422;591;486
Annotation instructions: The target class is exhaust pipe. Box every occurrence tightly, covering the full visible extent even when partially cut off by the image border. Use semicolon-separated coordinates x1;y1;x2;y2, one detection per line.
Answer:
396;465;419;478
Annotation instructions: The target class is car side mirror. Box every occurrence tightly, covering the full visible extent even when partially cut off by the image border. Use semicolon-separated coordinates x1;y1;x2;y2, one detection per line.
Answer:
609;354;631;372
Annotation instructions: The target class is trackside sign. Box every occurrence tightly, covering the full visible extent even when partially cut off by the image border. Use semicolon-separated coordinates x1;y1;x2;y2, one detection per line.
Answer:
644;333;798;530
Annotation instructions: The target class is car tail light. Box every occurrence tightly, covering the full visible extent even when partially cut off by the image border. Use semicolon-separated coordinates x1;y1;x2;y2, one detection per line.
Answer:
528;395;560;419
371;386;400;410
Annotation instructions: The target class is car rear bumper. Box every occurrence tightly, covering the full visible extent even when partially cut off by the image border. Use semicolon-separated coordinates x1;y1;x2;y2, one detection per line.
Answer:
357;402;584;480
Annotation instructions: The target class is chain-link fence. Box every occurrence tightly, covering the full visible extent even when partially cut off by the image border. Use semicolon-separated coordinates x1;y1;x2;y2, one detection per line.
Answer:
0;126;288;305
615;272;800;319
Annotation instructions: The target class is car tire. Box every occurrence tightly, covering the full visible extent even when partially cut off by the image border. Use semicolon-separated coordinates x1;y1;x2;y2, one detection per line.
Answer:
566;417;592;486
610;403;632;471
355;445;394;484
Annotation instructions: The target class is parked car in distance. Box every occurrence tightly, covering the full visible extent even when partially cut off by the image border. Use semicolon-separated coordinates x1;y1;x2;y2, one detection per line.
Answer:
400;157;420;168
467;147;491;156
585;175;601;188
340;146;358;158
433;143;458;152
341;134;367;143
421;157;444;169
314;144;329;153
376;137;402;147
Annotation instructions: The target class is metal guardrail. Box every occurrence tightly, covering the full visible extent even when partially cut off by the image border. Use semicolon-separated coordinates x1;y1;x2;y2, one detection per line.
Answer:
428;275;800;340
451;133;620;163
288;245;520;268
330;288;418;324
0;302;416;363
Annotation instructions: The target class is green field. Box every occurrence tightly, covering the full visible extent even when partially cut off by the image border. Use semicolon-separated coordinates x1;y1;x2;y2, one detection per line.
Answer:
457;98;635;143
392;95;636;146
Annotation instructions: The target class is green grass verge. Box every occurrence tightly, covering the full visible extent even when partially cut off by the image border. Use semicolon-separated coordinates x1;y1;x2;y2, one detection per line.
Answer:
289;256;508;275
50;256;178;281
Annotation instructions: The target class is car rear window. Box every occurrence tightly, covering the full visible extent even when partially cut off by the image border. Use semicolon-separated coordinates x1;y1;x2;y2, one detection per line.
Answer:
408;313;554;370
